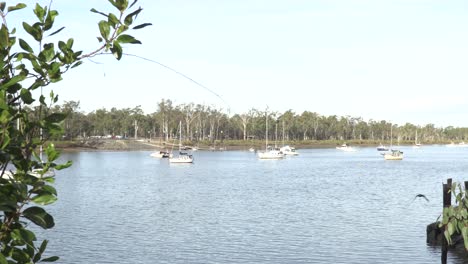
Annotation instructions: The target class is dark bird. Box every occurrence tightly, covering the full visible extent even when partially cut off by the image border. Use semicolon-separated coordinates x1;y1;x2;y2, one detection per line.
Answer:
413;194;429;202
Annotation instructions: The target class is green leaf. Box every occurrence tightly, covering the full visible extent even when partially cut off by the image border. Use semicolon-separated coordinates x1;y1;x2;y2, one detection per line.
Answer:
55;160;72;170
71;61;83;69
44;10;58;30
20;88;34;104
90;8;108;18
116;24;129;35
67;38;74;48
129;0;138;9
33;3;45;22
42;256;59;262
39;43;55;62
11;248;29;262
116;34;141;44
111;41;122;60
12;228;37;243
32;194;57;205
45;143;59;161
3;74;26;89
22;206;55;229
98;20;110;41
48;26;65;37
1;133;10;149
7;3;26;12
0;24;9;49
462;227;468;250
41;185;57;196
109;0;128;12
0;2;5;12
124;8;141;25
108;13;119;27
444;229;452;245
45;113;67;123
22;22;42;41
39;240;48;254
448;221;455;236
19;38;33;52
0;253;7;264
133;23;152;30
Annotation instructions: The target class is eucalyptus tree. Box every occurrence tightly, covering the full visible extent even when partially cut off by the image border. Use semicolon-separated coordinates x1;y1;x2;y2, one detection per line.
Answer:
279;110;296;141
179;103;196;140
237;113;249;141
61;100;80;139
399;123;417;142
192;103;208;141
354;118;368;141
0;1;149;263
131;105;144;139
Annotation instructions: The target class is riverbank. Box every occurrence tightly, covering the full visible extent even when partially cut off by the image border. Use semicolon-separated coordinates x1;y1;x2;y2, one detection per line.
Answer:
52;139;446;152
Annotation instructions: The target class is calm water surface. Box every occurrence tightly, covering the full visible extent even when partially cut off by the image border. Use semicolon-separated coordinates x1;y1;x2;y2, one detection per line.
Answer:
38;146;468;263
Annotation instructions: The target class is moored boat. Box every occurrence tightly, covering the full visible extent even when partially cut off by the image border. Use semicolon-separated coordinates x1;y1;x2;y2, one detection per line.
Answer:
383;149;404;160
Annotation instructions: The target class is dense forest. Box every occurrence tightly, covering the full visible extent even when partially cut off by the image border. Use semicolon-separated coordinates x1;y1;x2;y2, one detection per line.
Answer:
41;99;468;144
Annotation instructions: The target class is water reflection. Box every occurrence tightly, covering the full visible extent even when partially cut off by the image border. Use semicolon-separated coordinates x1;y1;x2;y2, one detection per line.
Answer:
32;146;468;263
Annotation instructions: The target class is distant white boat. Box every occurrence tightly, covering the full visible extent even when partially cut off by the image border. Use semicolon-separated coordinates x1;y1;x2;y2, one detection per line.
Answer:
446;141;468;147
150;150;172;158
376;143;389;151
248;147;255;152
258;110;284;160
169;121;194;164
169;152;194;163
336;143;357;152
413;130;422;148
258;149;284;159
280;145;299;155
383;149;404;160
279;121;298;156
383;123;403;160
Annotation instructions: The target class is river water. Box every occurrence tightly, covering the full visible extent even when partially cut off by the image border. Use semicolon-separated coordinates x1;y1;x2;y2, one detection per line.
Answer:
37;145;468;263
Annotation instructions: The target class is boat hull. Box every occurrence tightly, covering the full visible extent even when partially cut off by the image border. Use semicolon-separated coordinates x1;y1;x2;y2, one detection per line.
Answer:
258;151;284;159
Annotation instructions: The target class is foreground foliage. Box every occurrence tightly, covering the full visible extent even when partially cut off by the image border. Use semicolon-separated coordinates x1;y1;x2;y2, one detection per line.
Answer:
0;1;149;262
440;182;468;250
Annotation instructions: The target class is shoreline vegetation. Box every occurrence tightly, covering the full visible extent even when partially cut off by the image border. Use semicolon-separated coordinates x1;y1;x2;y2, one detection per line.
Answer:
52;138;455;152
45;100;468;150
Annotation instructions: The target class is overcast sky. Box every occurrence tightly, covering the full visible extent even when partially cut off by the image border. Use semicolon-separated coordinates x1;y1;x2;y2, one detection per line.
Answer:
10;0;468;127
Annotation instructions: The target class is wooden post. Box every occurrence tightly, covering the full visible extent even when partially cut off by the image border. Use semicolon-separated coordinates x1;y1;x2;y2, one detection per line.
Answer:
441;178;452;264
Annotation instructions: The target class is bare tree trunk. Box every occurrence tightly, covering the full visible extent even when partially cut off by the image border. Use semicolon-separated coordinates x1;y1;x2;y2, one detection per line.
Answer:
134;120;138;139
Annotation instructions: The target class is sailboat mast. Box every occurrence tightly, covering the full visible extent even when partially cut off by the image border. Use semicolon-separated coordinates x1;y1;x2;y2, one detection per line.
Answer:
179;121;182;151
265;111;268;151
275;122;278;148
390;123;393;148
282;119;285;146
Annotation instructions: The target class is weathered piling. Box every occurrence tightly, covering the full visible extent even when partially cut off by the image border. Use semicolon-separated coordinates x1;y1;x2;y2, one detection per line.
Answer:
441;178;452;264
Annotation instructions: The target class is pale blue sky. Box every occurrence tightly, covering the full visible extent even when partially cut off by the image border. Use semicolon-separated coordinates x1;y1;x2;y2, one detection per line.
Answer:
11;1;468;127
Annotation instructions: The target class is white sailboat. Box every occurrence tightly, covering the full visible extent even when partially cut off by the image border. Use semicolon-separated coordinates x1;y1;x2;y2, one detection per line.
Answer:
336;143;357;152
169;121;194;163
383;123;403;160
258;110;284;159
279;120;299;156
413;130;421;148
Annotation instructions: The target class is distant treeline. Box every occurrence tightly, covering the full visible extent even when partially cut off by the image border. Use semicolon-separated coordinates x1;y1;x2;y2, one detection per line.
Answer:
39;99;468;144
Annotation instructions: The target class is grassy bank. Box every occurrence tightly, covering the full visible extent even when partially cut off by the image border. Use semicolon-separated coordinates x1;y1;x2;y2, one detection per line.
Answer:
49;138;448;151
